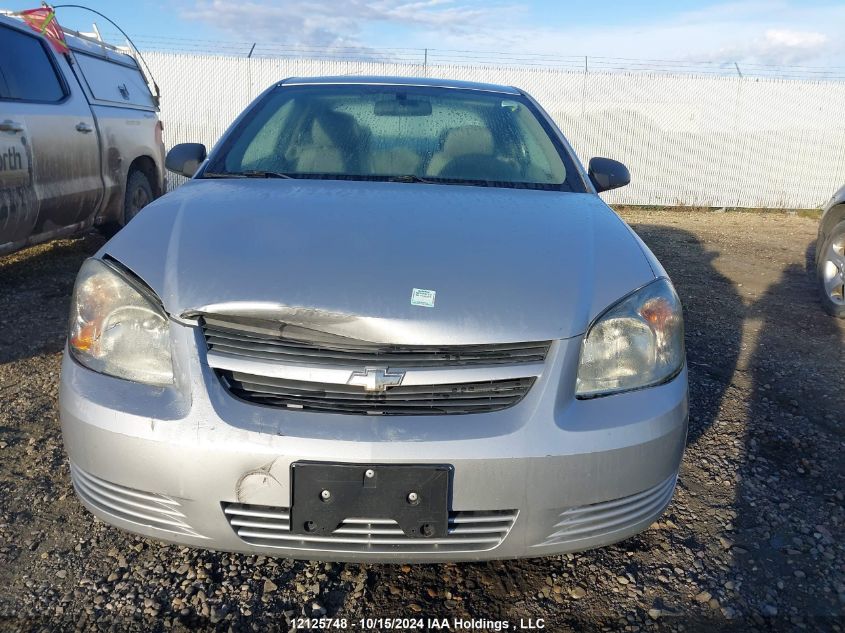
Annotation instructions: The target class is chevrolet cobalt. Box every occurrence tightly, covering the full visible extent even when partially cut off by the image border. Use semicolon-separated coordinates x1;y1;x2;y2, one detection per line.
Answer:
60;77;687;562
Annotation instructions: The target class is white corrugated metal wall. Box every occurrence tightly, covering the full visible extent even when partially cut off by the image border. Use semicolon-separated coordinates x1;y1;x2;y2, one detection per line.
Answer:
145;52;845;208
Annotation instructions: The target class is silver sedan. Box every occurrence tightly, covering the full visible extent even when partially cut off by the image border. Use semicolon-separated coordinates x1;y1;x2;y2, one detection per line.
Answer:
60;76;688;562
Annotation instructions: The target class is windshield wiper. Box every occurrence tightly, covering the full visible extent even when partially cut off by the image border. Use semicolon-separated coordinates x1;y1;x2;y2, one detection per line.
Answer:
240;170;294;179
387;174;499;187
201;170;293;179
385;174;436;184
415;175;493;187
200;171;238;179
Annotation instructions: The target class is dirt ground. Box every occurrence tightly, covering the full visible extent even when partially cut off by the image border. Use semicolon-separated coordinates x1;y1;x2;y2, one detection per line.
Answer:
0;208;843;632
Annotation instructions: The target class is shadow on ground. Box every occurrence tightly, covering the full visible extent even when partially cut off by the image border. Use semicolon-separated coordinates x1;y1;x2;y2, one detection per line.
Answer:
733;250;845;630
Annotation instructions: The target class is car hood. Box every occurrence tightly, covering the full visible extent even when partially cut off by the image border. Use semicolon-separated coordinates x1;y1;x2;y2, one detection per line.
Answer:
102;179;656;344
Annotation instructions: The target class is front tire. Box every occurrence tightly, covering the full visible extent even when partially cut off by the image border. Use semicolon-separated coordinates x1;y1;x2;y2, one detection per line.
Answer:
817;219;845;318
99;170;154;238
123;169;153;224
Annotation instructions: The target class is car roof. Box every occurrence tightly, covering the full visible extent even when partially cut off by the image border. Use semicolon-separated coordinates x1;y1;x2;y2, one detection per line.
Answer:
280;75;522;95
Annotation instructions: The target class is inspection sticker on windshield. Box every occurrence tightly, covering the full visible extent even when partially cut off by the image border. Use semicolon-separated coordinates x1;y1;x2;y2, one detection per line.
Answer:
411;288;436;308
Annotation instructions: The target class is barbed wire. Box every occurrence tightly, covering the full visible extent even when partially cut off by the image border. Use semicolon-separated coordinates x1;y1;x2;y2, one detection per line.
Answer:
95;32;845;81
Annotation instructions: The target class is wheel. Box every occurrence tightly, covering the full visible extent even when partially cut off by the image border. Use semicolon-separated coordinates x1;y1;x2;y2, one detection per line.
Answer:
124;169;153;224
98;170;154;238
817;219;845;318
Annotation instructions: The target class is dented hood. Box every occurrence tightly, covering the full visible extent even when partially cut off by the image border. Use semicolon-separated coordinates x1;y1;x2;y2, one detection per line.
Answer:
101;179;656;344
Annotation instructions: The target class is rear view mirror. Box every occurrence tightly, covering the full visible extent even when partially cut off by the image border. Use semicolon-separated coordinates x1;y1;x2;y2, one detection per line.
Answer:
374;99;432;116
165;143;207;178
588;157;630;193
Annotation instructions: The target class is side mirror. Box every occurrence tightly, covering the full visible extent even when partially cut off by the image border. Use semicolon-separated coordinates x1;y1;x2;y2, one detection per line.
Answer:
588;157;630;193
165;143;207;178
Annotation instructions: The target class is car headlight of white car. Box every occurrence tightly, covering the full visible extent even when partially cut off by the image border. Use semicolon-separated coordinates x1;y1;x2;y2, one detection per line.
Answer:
68;258;173;386
576;278;684;398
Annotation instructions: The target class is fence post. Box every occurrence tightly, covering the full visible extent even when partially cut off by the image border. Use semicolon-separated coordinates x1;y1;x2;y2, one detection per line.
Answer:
247;43;256;101
424;48;428;75
581;55;588;118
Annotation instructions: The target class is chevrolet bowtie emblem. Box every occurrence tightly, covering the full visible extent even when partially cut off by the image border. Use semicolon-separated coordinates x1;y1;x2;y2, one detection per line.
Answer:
347;368;405;392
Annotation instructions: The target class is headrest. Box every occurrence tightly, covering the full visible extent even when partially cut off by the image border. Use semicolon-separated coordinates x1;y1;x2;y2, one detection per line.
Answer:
311;111;357;146
442;125;494;157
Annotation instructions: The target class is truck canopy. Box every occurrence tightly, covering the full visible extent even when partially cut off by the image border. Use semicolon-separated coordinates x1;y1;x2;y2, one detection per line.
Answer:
0;10;158;110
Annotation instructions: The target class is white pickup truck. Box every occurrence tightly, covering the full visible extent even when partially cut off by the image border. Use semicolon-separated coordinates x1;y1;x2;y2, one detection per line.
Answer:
0;12;165;255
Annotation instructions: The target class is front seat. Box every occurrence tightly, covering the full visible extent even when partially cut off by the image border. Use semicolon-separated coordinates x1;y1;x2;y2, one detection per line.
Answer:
426;125;495;177
294;111;361;174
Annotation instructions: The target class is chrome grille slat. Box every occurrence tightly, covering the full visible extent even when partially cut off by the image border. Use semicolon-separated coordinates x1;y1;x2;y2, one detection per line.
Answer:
229;518;293;530
341;517;396;525
73;473;187;519
552;482;664;521
449;513;516;524
552;493;671;539
234;531;502;546
226;518;513;536
236;388;527;402
208;326;550;355
202;316;551;369
331;525;405;535
449;524;511;535
222;506;290;520
70;464;205;539
73;465;181;506
554;489;668;529
230;373;531;397
222;372;534;415
207;337;550;366
222;503;517;553
238;391;522;406
202;314;546;415
73;476;189;529
538;475;677;546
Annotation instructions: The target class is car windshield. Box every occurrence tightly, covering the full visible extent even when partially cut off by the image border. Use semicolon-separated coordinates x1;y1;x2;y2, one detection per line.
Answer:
203;83;585;191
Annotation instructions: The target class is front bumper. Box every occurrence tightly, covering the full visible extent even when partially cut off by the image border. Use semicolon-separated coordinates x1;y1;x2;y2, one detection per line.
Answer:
59;330;688;563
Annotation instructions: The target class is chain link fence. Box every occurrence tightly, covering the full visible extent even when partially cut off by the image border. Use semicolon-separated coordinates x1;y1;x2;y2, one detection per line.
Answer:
145;51;845;208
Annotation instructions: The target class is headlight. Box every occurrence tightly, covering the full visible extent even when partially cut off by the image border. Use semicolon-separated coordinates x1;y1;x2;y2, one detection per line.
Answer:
68;258;173;386
576;278;684;398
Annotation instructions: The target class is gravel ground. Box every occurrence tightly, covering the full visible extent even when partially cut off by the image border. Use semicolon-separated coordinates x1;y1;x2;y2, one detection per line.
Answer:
0;208;843;632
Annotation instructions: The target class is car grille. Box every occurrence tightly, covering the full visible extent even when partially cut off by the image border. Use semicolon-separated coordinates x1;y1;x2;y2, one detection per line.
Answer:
219;370;535;415
202;315;551;368
222;502;517;554
70;463;204;539
537;475;677;546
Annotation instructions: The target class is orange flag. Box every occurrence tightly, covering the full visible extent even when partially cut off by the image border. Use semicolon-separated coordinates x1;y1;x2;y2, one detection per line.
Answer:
18;7;69;54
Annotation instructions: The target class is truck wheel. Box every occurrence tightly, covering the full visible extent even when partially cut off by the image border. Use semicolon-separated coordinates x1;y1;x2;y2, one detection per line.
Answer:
124;170;153;224
817;219;845;318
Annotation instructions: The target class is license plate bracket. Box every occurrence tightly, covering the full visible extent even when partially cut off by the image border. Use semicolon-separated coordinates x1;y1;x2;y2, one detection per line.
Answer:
290;462;451;539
